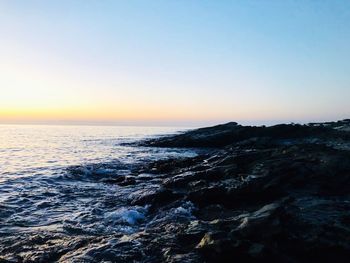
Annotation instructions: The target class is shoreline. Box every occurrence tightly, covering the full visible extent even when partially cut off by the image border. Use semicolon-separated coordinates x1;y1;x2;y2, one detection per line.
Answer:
130;119;350;262
1;119;350;262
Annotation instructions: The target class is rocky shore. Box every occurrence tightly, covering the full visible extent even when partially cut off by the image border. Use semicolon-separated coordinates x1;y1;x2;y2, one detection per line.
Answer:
1;120;350;262
130;119;350;262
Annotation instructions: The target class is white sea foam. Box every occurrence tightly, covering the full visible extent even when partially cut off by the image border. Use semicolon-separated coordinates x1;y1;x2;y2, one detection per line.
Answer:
172;201;195;218
104;206;147;225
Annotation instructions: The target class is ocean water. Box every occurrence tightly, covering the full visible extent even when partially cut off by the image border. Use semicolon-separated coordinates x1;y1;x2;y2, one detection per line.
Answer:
0;125;197;261
0;125;193;179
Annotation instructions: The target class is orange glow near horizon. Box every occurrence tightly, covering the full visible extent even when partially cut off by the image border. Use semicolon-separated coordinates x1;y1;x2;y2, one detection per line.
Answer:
0;58;273;124
1;0;349;126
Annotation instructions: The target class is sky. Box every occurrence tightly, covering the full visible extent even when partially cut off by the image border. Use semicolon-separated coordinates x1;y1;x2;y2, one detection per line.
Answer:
0;0;349;126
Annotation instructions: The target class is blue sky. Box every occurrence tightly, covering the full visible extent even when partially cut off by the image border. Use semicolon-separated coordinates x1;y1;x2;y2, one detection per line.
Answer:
0;0;349;126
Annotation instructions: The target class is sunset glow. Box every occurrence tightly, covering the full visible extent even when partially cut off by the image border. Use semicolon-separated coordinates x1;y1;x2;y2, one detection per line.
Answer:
1;1;349;125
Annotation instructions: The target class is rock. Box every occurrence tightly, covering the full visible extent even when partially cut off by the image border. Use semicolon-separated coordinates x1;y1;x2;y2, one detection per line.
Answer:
187;186;229;207
177;221;207;247
131;188;182;208
142;121;339;148
136;120;350;262
118;176;137;186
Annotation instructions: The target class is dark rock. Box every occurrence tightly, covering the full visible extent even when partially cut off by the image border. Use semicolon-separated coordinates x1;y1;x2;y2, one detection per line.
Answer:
135;119;350;262
177;220;208;248
142;121;338;148
118;176;137;186
131;188;182;208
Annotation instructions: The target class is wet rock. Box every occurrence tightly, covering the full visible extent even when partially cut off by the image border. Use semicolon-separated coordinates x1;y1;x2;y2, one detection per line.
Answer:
131;188;182;208
187;186;229;207
117;176;137;186
100;176;126;184
177;221;207;248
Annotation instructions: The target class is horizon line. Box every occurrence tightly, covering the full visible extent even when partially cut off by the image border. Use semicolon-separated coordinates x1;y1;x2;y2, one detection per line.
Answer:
0;117;348;128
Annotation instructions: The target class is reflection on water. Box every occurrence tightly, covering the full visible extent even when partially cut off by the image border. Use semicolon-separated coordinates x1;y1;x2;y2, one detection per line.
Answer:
0;125;196;261
0;125;189;178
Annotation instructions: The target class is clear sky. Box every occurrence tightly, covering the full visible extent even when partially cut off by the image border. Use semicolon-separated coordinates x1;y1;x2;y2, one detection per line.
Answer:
0;0;349;126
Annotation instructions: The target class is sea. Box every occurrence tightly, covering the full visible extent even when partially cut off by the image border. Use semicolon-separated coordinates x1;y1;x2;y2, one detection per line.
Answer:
0;124;197;260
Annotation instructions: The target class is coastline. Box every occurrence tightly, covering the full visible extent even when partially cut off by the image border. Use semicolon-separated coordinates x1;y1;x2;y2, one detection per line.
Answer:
1;120;350;262
130;119;350;262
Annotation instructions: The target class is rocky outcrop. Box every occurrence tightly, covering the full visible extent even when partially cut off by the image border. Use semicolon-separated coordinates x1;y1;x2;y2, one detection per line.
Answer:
132;120;350;262
143;121;350;148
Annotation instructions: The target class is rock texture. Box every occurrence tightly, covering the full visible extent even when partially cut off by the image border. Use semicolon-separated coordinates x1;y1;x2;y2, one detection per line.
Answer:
137;119;350;262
